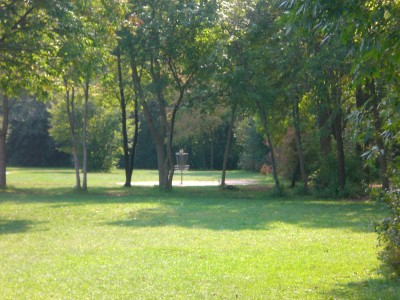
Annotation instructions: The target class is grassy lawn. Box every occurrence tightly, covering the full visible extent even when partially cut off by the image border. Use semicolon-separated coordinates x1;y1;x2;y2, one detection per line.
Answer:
1;168;399;299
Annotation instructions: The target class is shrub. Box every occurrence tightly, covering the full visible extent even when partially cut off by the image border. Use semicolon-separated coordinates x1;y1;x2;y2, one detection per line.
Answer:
375;188;400;276
309;151;367;198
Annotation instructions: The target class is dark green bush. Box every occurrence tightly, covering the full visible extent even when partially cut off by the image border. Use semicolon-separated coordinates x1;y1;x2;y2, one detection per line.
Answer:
310;153;367;198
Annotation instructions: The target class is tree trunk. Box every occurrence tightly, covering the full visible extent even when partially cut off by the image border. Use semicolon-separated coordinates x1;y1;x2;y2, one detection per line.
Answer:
0;94;9;188
210;132;214;170
330;82;346;190
291;160;300;188
292;97;308;190
258;104;280;189
165;116;175;189
128;92;140;185
221;105;236;187
367;79;389;190
117;48;132;187
156;144;170;189
65;84;81;190
82;80;89;191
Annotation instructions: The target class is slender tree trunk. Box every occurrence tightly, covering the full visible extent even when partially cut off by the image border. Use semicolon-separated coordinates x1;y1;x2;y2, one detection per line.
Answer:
367;79;389;190
116;50;140;187
221;105;236;187
165;122;175;189
0;135;6;188
82;80;89;191
128;93;139;184
65;85;81;190
117;48;132;187
292;97;308;190
258;104;280;189
0;94;9;188
210;132;214;170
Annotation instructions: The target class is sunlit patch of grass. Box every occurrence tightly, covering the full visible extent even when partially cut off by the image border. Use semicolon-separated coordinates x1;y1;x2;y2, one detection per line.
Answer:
0;168;399;299
6;167;269;190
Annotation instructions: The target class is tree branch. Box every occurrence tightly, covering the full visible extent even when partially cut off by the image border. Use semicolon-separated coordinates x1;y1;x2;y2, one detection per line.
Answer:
0;5;36;44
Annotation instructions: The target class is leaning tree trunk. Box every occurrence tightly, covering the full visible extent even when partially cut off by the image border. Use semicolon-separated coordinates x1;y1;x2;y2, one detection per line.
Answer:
221;105;237;188
0;94;9;188
292;97;308;190
258;103;280;189
65;84;81;190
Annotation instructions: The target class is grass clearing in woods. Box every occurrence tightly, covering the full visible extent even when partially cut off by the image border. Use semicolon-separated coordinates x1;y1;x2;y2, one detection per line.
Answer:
0;168;398;299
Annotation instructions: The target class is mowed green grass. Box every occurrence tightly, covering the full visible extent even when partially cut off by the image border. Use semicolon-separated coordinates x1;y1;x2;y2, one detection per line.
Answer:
1;168;399;299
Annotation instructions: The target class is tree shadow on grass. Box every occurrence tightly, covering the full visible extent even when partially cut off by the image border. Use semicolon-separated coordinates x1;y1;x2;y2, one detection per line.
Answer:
103;194;383;233
0;186;385;232
327;277;400;299
0;219;46;235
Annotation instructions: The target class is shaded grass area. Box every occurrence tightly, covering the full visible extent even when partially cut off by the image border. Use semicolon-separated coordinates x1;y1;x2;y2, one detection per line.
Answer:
1;168;399;299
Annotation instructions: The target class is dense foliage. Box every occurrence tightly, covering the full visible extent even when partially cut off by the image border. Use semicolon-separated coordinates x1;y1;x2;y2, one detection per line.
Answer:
7;96;70;167
376;187;400;277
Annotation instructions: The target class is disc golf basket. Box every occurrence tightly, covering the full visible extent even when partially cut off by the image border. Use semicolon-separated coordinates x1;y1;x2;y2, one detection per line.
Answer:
175;149;189;184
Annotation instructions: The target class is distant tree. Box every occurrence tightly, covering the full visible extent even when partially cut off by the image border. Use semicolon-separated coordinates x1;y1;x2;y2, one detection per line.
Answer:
53;0;116;189
0;0;72;187
7;96;69;167
122;0;219;189
49;95;120;172
105;42;140;187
